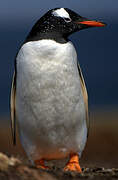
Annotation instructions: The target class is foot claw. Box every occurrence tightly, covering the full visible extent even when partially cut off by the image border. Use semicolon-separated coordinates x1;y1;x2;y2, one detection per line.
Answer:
34;159;50;170
64;162;82;173
36;165;49;170
63;153;82;173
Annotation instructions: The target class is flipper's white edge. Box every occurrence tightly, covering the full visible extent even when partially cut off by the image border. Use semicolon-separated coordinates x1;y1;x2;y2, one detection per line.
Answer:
77;63;89;137
10;71;16;145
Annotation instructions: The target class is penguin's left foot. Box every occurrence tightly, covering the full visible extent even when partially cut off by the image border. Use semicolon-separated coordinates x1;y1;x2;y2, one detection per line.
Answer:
63;153;82;173
34;159;50;170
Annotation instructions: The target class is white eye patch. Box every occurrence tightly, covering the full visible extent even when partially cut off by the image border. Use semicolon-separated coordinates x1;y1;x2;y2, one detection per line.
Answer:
52;8;71;20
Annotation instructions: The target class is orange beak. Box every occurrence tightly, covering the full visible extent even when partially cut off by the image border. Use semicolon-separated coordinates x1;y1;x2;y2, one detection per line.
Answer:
79;20;106;27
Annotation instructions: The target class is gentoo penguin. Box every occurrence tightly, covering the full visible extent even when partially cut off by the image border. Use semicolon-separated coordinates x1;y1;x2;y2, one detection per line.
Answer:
10;8;106;172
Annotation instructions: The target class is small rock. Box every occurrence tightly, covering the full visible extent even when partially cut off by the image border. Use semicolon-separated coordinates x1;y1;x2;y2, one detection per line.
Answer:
112;168;118;172
9;157;21;166
0;153;21;172
93;167;104;172
0;152;9;171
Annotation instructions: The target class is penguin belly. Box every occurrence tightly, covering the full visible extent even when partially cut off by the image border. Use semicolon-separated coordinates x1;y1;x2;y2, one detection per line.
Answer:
16;40;87;162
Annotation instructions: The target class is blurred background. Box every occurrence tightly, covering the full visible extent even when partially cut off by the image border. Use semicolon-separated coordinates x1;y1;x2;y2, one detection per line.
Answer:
0;0;118;168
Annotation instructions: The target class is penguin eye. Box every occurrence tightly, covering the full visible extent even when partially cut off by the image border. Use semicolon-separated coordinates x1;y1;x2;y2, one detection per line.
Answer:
63;17;71;23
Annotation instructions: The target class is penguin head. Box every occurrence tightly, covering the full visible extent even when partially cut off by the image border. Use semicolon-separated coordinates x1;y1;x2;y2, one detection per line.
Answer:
26;8;106;43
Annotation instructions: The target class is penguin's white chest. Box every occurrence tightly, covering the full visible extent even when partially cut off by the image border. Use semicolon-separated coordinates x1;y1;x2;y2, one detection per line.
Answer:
16;40;87;161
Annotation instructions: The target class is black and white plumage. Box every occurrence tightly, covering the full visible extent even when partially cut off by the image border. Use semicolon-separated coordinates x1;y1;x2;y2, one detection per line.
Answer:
10;8;106;170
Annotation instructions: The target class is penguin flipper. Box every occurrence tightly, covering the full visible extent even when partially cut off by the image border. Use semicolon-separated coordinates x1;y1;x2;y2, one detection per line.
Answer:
10;71;16;145
77;63;89;137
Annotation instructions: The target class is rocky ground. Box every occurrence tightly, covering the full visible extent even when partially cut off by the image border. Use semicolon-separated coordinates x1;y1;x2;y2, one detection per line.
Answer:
0;111;118;179
0;152;118;180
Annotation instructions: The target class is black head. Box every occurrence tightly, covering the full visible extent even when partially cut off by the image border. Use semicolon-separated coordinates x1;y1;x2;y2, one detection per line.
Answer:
26;8;106;43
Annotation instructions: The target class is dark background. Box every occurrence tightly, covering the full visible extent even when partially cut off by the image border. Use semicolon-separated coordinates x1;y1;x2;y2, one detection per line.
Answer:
0;0;118;168
1;0;118;115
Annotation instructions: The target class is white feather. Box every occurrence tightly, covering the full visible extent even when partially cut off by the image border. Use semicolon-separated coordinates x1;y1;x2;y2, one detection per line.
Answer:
16;39;87;162
52;8;70;19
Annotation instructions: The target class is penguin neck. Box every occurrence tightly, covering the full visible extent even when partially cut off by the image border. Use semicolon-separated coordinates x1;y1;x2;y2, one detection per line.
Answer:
25;29;69;44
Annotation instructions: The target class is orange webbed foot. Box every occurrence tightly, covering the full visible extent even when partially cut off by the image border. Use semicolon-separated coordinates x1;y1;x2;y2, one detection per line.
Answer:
34;159;50;170
64;153;82;173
